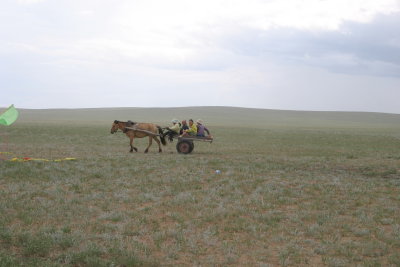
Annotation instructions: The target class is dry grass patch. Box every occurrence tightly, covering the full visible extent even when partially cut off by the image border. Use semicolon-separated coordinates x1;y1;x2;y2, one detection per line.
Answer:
1;123;400;266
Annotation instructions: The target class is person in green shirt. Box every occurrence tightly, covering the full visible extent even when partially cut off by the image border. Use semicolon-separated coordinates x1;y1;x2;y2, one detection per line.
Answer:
169;119;181;133
164;119;181;142
181;119;197;137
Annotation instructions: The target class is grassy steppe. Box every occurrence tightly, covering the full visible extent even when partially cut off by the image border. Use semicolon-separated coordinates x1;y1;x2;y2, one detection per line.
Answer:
1;107;400;266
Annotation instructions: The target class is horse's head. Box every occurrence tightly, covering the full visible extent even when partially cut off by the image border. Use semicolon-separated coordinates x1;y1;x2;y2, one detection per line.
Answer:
110;120;121;134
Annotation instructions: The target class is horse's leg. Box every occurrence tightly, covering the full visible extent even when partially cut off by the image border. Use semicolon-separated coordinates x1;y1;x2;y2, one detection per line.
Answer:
153;136;162;152
129;136;138;152
144;136;153;153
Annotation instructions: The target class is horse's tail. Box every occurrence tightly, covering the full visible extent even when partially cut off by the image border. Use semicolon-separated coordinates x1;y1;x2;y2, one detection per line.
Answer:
157;126;167;146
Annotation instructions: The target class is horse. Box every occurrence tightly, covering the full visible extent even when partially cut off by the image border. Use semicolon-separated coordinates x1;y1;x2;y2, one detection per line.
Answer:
110;120;166;153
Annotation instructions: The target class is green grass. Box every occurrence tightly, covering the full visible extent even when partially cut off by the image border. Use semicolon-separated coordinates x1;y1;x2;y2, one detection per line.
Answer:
0;107;399;266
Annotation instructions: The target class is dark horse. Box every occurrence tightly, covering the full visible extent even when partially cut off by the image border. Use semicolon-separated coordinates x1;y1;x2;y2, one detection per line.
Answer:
110;120;166;153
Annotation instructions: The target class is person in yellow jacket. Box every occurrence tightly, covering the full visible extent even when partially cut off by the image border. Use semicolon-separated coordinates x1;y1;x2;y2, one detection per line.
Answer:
181;119;197;137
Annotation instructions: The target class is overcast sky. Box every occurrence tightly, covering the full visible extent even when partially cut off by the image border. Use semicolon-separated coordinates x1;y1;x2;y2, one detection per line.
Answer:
1;0;400;113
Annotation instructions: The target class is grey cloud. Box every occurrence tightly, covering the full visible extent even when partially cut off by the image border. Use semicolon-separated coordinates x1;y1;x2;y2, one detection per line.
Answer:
336;14;400;65
220;13;400;77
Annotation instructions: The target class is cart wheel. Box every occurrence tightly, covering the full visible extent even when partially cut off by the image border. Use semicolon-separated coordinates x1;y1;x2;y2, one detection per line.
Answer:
190;141;194;152
176;140;194;154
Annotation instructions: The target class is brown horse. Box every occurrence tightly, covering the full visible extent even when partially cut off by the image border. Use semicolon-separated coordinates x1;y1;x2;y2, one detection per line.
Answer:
110;120;166;153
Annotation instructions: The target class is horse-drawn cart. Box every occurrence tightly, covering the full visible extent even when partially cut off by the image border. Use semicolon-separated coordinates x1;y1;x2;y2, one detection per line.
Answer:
113;121;213;154
175;136;213;154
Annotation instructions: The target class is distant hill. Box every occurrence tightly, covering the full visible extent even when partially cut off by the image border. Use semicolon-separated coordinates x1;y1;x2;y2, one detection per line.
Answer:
11;106;400;129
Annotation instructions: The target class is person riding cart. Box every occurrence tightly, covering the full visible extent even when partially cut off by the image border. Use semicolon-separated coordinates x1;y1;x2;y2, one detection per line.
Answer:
164;119;181;142
181;119;197;137
195;119;210;137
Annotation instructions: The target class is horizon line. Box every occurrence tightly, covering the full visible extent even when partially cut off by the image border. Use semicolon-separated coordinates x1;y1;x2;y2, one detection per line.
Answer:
2;105;400;115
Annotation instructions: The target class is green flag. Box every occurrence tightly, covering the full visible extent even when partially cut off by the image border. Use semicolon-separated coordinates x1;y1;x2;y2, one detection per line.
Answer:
0;105;19;126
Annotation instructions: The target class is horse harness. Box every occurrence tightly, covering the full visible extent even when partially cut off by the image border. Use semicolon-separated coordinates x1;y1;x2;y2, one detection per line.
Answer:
123;120;137;133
